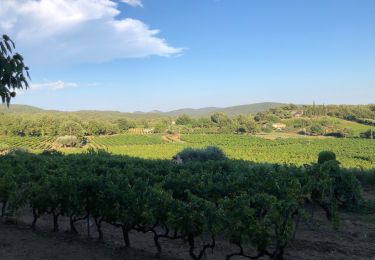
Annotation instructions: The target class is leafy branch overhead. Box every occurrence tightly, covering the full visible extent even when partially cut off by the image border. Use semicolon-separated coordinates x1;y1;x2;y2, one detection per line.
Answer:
0;34;30;105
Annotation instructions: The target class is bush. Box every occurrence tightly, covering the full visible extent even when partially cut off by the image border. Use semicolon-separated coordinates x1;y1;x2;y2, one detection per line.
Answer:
176;114;193;125
176;146;226;162
326;128;354;138
308;125;326;136
261;124;273;133
360;129;375;139
55;135;79;148
318;151;337;164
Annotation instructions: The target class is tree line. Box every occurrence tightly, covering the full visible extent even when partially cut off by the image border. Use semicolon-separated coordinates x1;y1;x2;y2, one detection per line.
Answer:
1;104;374;139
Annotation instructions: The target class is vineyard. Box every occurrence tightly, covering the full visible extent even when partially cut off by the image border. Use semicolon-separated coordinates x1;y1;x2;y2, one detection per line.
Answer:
181;134;375;169
1;134;374;169
0;149;372;259
88;134;165;149
0;136;55;151
85;134;375;169
127;128;154;134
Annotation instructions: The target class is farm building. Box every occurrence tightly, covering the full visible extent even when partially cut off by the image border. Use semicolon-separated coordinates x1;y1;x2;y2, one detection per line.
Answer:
291;111;304;118
272;123;287;130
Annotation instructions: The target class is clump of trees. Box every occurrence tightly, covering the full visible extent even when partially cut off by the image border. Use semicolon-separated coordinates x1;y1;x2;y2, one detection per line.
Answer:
0;114;136;138
175;112;260;135
304;104;375;124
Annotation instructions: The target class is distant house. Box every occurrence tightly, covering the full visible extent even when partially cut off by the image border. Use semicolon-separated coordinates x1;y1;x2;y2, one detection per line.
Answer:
272;123;287;130
291;111;304;118
144;128;154;134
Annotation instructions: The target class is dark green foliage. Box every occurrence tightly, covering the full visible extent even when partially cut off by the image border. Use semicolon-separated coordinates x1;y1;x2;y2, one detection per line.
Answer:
176;114;193;125
234;115;260;134
360;129;375;139
0;149;365;259
304;104;375;123
211;112;232;126
308;125;326;136
325;128;354;138
0;35;30;105
176;146;226;162
318;151;337;164
116;118;136;132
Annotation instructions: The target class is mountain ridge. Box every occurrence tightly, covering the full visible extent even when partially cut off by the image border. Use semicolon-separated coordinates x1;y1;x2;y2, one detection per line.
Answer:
1;102;288;117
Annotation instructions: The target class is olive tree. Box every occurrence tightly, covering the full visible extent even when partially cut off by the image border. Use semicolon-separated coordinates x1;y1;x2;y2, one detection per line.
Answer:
0;35;30;105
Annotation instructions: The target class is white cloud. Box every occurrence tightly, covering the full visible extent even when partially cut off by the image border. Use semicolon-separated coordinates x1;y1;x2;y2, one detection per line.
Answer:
0;0;181;66
31;81;78;91
121;0;143;7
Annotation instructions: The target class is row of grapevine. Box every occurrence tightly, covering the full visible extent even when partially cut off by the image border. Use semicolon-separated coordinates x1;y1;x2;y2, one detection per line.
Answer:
181;134;375;168
89;134;165;147
127;128;152;134
1;134;374;168
0;136;55;150
0;150;364;259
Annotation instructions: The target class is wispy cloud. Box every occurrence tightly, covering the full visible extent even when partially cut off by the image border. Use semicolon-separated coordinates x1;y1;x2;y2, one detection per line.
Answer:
31;81;78;91
121;0;143;7
0;0;182;67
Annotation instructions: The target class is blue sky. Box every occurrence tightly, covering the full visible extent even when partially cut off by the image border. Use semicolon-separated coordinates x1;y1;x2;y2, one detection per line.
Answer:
1;0;375;112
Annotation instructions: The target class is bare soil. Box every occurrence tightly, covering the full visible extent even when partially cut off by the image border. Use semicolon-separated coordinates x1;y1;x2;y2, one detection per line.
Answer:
162;134;184;143
256;132;331;140
1;190;375;260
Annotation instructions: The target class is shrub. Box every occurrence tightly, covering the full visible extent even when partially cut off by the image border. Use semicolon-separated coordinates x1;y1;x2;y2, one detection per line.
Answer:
308;125;326;136
176;114;193;125
326;128;354;138
176;146;226;162
261;123;273;133
318;151;337;164
55;135;78;148
360;129;375;139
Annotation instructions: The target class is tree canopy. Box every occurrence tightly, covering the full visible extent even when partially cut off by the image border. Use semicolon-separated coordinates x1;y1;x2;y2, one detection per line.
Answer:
0;35;30;105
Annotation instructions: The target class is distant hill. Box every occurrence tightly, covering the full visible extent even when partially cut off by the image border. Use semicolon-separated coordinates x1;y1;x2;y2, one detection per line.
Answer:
0;104;47;114
159;102;287;117
0;102;287;118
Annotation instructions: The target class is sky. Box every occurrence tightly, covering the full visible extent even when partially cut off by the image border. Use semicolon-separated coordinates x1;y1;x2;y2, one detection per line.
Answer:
1;0;374;112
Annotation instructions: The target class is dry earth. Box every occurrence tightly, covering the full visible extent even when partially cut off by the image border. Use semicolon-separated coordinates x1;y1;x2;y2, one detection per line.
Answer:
1;188;375;260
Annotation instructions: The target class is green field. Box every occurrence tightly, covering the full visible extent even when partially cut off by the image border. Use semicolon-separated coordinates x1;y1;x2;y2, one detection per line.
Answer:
69;134;375;169
1;134;374;168
0;136;55;151
88;134;165;148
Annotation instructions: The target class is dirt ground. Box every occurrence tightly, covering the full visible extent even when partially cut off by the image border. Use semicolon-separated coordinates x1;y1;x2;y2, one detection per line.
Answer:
1;188;375;260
